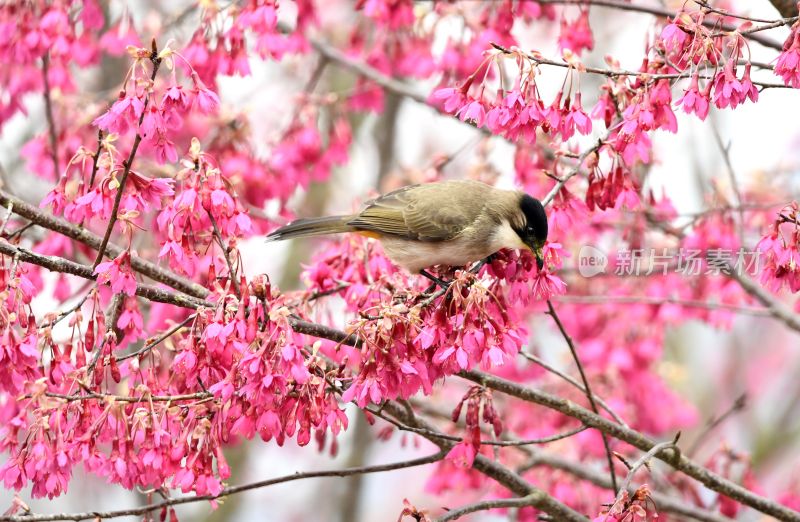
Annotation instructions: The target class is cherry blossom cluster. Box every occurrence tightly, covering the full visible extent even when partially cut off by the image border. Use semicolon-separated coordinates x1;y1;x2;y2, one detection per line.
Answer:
349;1;561;112
0;274;349;499
0;1;104;128
776;19;800;87
433;59;593;145
445;386;502;468
660;11;759;115
155;138;253;277
184;0;314;81
594;486;657;522
300;236;566;415
757;203;800;293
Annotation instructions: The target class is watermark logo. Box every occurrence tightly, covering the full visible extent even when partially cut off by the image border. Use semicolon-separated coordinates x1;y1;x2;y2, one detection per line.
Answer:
574;246;762;278
578;245;608;278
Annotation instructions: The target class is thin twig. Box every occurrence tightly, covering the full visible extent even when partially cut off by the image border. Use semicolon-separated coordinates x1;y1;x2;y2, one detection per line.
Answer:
304;282;351;302
546;299;618;492
0;241;209;310
304;54;329;93
611;437;680;509
693;0;790;23
87;130;104;189
531;0;784;50
458;368;800;521
39;286;95;330
0;202;12;237
687;393;747;456
493;426;589;447
207;210;241;297
368;404;588;446
0;190;208;299
542;138;604;206
41;52;60;181
5;222;34;241
736;16;799;36
118;314;196;362
93;41;162;270
491;43;790;89
0;452;447;522
436;494;541;522
710;122;745;245
519;350;628;427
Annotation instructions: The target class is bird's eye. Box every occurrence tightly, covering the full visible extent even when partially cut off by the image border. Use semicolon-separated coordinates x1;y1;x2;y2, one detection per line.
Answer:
526;226;534;234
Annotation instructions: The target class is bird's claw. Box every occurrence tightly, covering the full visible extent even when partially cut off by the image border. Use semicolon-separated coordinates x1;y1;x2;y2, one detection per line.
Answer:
419;269;451;290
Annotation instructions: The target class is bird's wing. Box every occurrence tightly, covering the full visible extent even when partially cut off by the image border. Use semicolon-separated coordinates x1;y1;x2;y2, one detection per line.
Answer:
347;181;489;241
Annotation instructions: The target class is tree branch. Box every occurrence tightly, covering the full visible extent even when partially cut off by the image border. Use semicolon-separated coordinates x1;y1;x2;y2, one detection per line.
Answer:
0;190;208;300
522;450;735;522
491;43;790;89
459;369;800;521
0;240;208;310
613;439;679;508
368;404;588;447
41;52;60;181
726;267;800;333
766;0;799;18
379;401;589;521
0;452;447;522
520;350;628;426
309;38;428;105
546;300;618;491
435;495;542;522
33;390;211;404
92;41;162;270
534;0;786;50
554;294;772;316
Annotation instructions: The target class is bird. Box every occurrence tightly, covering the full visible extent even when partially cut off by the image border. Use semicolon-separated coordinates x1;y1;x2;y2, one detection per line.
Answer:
265;180;548;284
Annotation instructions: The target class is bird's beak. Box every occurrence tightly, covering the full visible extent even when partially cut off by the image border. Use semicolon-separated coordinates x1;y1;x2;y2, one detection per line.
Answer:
524;241;545;271
534;247;544;271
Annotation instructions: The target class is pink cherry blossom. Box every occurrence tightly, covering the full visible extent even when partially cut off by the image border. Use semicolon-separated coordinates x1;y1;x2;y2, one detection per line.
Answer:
775;21;800;87
676;74;710;120
94;252;137;296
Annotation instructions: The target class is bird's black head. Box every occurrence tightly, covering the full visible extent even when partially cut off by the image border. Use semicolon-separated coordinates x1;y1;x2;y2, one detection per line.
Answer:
515;194;548;270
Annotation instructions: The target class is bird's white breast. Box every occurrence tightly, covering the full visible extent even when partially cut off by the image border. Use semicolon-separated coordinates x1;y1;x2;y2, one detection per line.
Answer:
379;220;527;273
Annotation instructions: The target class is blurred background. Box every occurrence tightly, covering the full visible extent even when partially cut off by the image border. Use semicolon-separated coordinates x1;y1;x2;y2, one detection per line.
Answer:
1;0;799;520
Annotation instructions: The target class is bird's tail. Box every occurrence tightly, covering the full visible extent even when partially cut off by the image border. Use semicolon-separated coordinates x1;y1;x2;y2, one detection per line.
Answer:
265;215;354;242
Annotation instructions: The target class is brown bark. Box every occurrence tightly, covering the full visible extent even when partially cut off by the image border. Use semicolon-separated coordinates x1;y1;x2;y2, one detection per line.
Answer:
768;0;798;18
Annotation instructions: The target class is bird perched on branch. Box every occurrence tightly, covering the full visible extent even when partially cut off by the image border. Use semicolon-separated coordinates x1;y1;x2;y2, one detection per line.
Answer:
266;180;548;285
